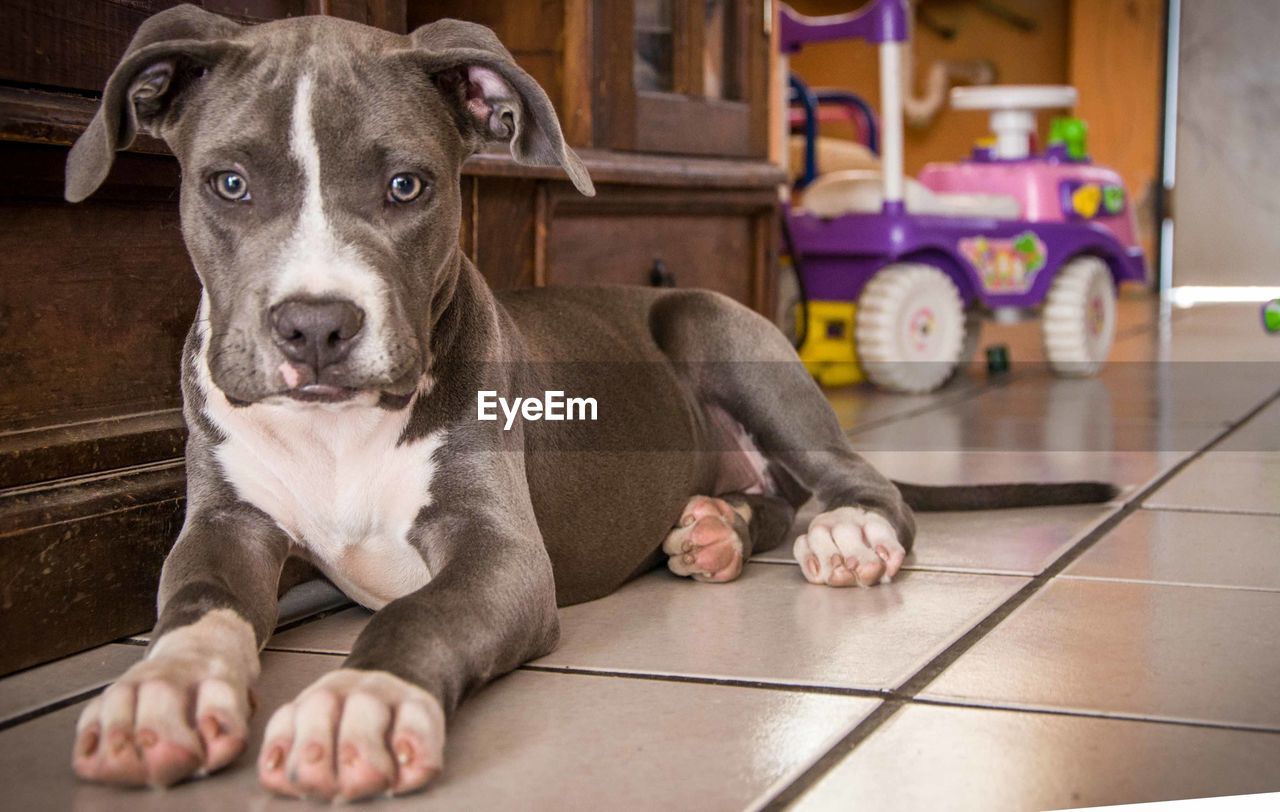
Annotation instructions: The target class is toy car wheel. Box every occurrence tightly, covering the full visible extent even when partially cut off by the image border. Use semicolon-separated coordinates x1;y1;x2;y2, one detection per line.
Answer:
856;263;966;394
1042;256;1116;377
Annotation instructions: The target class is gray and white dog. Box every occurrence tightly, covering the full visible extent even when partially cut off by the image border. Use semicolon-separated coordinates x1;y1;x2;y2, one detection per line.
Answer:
63;5;1112;801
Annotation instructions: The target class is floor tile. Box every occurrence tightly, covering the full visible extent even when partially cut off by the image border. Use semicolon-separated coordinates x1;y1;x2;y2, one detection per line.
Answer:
826;375;981;433
266;605;372;654
755;501;1116;577
1145;452;1280;515
534;565;1027;690
854;449;1181;498
1216;399;1280;452
0;645;143;726
792;703;1280;812
921;578;1280;729
1065;509;1280;591
851;403;1224;455
0;650;879;812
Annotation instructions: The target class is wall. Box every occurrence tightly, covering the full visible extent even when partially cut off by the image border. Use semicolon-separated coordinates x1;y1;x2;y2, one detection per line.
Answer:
1172;0;1280;287
1069;0;1166;261
786;0;1071;176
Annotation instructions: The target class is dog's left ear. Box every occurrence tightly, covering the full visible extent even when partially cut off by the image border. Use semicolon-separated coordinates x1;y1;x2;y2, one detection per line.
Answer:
407;19;594;197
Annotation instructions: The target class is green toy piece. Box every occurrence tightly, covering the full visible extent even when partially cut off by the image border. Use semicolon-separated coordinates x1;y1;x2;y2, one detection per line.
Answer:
986;344;1010;374
1049;117;1089;161
1102;184;1125;214
1263;299;1280;334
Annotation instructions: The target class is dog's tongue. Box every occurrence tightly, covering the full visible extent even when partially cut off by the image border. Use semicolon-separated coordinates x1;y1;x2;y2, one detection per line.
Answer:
279;362;303;389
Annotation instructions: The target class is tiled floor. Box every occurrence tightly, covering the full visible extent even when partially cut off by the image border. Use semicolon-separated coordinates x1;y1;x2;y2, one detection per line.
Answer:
2;300;1278;810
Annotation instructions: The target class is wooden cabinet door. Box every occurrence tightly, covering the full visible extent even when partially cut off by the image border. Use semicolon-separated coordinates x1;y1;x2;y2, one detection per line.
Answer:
596;0;771;159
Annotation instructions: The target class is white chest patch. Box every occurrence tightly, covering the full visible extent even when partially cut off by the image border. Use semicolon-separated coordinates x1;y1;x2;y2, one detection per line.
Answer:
197;304;442;610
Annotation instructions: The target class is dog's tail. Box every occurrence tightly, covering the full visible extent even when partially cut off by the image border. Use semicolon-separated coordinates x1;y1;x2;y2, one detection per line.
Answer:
892;480;1119;512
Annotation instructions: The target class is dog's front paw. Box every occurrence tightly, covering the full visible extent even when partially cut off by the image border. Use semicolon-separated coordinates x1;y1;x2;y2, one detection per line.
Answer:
71;610;257;788
793;506;906;587
258;668;445;802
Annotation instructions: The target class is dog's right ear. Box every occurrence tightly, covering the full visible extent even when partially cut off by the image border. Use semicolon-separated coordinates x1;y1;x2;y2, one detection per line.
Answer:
65;5;241;203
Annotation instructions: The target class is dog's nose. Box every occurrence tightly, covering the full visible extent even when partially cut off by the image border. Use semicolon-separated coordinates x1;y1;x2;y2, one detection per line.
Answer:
270;298;365;371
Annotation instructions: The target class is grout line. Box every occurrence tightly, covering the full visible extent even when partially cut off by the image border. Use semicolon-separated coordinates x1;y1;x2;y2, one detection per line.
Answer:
1133;504;1280;518
517;664;889;699
1057;574;1280;594
760;383;1280;810
262;647;348;658
902;695;1280;735
518;664;1280;737
1140;503;1280;518
0;685;111;733
842;373;1023;438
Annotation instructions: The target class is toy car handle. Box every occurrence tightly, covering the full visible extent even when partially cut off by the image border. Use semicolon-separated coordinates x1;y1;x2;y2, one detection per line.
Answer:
788;76;880;189
779;0;910;210
778;0;910;52
813;90;880;156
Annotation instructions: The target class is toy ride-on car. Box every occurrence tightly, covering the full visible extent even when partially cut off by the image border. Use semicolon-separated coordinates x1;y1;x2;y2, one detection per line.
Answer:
781;0;1147;393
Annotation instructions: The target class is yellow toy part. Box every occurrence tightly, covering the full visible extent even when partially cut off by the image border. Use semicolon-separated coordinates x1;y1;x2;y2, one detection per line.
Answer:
1071;184;1102;219
796;300;864;387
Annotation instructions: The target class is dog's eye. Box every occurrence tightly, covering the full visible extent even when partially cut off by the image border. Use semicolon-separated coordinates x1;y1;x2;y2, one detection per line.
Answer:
388;173;425;203
210;171;250;202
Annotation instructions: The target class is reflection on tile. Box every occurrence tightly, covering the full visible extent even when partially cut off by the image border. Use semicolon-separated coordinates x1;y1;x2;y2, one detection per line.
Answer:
0;651;879;812
855;449;1180;497
828;377;979;433
535;566;1026;690
0;645;143;726
921;579;1280;729
845;362;1267;453
793;703;1280;812
266;606;371;654
757;503;1116;576
1145;452;1280;515
1065;509;1280;591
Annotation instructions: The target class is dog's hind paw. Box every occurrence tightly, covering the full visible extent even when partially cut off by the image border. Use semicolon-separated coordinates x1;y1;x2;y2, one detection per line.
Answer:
258;668;445;802
793;506;906;587
663;496;747;583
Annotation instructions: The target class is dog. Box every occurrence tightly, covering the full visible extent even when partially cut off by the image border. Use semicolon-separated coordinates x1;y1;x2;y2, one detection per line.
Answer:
62;6;1114;801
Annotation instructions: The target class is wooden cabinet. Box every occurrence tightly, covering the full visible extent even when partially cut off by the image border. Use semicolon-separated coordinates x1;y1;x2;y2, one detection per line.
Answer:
415;0;772;159
0;0;783;675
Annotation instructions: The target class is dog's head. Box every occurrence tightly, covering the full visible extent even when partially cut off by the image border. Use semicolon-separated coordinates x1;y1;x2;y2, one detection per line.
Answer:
66;5;593;406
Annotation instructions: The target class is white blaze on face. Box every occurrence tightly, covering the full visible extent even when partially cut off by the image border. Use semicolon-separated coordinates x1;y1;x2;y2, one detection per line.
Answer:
274;72;387;365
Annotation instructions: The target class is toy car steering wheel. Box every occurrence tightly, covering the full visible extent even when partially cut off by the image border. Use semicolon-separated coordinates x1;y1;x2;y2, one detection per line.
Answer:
950;85;1078;159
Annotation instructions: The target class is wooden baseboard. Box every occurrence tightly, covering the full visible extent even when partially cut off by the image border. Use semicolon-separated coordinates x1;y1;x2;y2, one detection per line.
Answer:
0;462;185;676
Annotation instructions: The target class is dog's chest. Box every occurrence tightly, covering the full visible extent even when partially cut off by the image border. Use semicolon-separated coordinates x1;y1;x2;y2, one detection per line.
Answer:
208;401;445;610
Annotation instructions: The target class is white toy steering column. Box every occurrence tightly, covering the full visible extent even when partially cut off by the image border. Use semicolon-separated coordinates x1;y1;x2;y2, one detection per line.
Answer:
950;85;1078;159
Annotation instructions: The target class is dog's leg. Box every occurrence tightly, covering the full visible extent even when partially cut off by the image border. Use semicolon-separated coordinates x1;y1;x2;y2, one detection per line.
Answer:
257;457;558;802
72;505;289;787
652;291;915;588
662;493;796;583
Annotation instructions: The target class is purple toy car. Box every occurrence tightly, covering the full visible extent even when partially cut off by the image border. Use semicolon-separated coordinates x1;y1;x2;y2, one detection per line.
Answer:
781;0;1147;393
